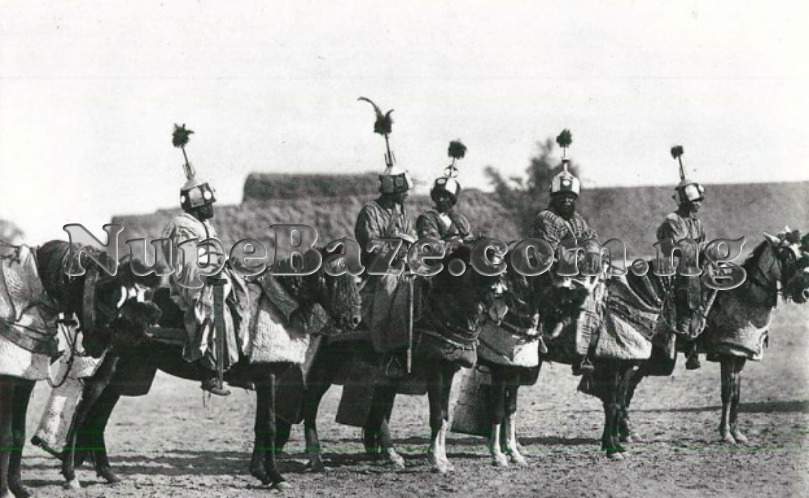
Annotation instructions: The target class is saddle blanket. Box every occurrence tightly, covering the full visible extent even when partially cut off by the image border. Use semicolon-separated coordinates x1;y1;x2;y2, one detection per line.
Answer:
477;321;540;368
0;244;59;356
245;282;309;364
703;292;771;361
593;276;656;361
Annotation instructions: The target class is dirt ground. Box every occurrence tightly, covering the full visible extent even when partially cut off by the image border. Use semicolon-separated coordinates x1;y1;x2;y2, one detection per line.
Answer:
20;303;809;497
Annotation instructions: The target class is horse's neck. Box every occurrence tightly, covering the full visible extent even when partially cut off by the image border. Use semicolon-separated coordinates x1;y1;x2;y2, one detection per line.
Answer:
421;275;483;328
738;244;780;309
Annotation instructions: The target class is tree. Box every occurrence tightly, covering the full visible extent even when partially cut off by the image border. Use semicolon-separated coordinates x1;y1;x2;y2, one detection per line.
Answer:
485;136;581;236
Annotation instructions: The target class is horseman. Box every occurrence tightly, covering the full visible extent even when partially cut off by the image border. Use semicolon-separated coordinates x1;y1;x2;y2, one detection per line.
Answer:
656;146;707;370
161;124;249;396
354;98;417;378
416;140;474;246
533;130;599;375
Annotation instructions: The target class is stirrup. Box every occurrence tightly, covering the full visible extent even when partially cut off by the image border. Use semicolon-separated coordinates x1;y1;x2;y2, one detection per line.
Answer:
202;379;231;396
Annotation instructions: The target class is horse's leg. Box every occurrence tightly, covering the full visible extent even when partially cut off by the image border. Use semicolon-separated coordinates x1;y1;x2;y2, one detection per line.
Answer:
302;367;331;472
366;381;404;469
274;419;292;452
613;364;633;451
252;370;288;490
487;366;508;467
504;375;527;466
62;355;119;489
439;362;457;472
601;365;624;460
619;365;644;443
425;361;449;474
719;357;736;444
730;357;748;444
0;376;15;498
87;388;123;483
8;380;34;498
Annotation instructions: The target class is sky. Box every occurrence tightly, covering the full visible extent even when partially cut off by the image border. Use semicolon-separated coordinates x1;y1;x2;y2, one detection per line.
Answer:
1;1;808;243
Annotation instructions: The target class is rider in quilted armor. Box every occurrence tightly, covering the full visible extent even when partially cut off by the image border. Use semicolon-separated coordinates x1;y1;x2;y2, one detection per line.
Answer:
416;141;474;248
533;134;599;375
656;146;707;370
354;98;416;378
162;124;249;396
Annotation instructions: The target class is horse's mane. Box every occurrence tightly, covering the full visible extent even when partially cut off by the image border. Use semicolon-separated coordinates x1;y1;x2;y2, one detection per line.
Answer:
741;239;770;272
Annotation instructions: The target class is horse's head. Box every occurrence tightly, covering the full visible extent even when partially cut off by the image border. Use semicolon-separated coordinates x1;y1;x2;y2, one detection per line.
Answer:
536;238;604;338
36;241;162;357
760;229;809;304
430;240;508;323
285;247;363;332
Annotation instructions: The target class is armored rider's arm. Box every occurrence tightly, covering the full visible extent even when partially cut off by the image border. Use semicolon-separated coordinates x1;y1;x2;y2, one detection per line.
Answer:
416;212;442;240
534;211;562;250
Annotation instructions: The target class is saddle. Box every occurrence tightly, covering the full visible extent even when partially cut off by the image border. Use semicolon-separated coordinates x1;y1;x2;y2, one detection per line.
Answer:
0;244;60;356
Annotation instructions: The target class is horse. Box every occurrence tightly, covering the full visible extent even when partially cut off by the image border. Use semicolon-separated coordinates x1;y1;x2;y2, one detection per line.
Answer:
57;249;362;491
0;240;160;498
276;242;508;474
616;232;809;448
531;237;656;460
470;257;545;467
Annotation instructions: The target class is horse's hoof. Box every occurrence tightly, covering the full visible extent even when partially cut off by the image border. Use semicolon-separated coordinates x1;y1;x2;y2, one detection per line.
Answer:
9;483;31;498
250;466;270;485
307;459;326;473
64;478;82;490
97;466;122;484
509;451;528;466
386;449;406;470
720;432;737;445
607;451;625;461
621;433;642;443
492;453;509;467
432;462;450;474
731;430;749;444
444;459;456;472
271;480;291;491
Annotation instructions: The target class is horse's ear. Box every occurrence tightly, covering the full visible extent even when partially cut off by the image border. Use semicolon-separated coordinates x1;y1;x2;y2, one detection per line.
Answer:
763;232;780;246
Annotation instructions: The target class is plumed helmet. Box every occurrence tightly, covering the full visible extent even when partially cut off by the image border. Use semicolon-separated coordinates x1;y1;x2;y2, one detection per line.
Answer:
550;129;580;196
173;124;216;211
356;96;413;195
550;159;581;196
379;163;414;194
431;176;462;203
670;145;704;204
431;139;467;203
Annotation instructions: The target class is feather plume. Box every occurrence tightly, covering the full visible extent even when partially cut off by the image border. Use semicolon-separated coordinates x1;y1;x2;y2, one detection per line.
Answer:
556;129;573;148
448;140;466;159
670;145;684;160
358;97;393;136
172;123;194;148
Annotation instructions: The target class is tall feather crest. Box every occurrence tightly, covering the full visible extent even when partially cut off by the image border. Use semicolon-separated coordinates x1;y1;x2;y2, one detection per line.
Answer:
173;123;194;148
670;145;684;160
358;97;393;136
172;123;195;180
556;129;573;148
448;140;466;159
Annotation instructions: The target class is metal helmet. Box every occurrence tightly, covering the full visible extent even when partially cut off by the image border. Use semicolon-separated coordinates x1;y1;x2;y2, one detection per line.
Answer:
173;124;216;211
357;96;413;195
550;159;581;196
550;129;580;196
379;163;414;194
670;145;704;204
431;140;466;203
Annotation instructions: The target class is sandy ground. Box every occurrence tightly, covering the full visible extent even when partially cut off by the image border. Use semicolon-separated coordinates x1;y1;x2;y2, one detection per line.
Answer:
19;303;809;497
